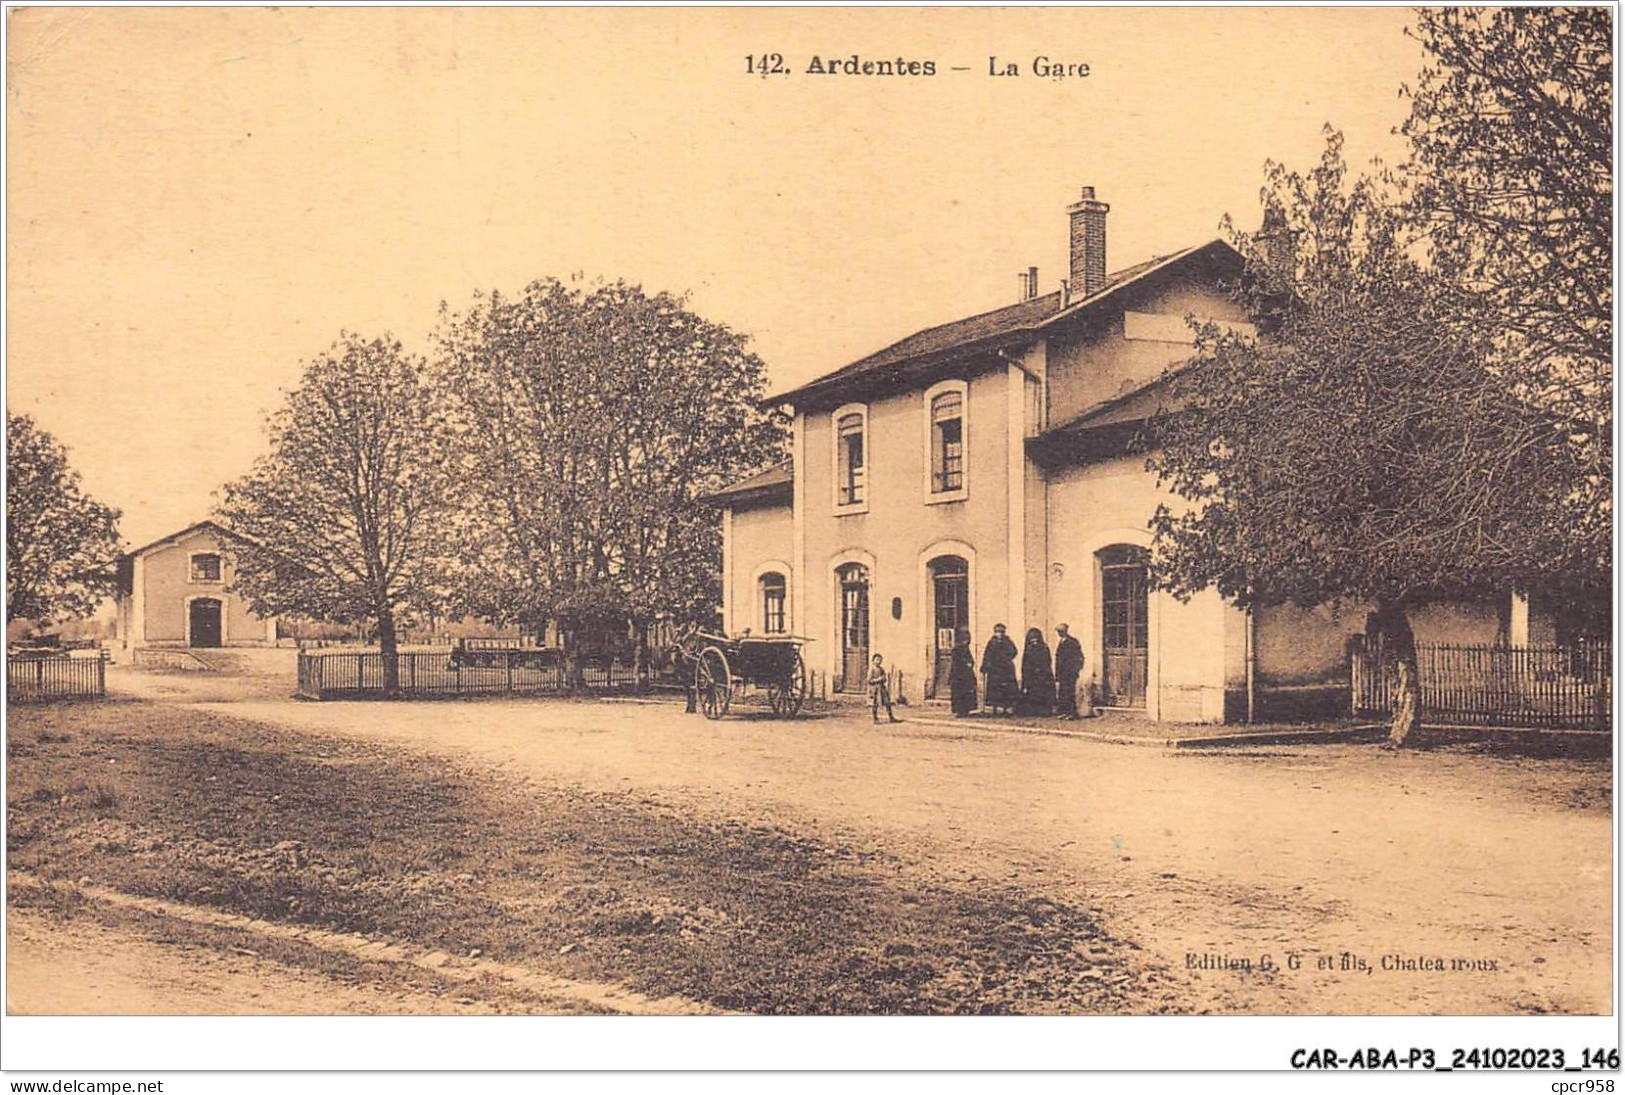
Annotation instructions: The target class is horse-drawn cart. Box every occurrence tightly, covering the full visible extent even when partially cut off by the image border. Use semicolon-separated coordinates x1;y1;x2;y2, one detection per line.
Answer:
678;631;811;719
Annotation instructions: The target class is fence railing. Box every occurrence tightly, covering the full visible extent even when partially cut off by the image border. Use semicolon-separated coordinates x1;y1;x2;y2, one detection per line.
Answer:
295;649;647;701
8;652;108;703
458;636;541;651
1351;637;1610;730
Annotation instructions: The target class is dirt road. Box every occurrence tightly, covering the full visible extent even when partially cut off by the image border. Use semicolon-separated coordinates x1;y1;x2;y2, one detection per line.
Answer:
211;693;1612;1014
6;904;515;1015
9;660;1613;1014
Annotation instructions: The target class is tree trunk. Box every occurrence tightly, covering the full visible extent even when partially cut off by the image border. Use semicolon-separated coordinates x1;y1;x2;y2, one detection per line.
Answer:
633;620;650;688
1370;599;1420;746
561;624;582;695
377;603;401;698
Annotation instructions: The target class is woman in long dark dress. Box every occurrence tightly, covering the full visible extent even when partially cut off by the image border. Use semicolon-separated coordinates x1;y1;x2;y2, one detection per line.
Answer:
981;623;1019;715
1019;627;1055;716
948;627;978;716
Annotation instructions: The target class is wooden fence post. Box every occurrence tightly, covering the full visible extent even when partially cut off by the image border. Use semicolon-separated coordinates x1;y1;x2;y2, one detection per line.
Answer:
1349;638;1361;718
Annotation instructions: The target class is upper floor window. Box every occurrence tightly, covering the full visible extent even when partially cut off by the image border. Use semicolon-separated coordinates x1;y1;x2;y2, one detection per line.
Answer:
833;405;868;512
189;553;222;583
931;391;964;493
759;572;787;634
922;380;969;504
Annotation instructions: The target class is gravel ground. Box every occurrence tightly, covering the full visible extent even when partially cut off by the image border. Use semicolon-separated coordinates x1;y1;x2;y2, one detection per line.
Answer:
8;659;1613;1015
9;700;1174;1014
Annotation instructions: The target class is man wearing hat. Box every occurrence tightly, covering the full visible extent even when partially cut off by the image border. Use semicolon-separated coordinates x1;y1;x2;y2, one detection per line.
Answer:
1054;623;1085;720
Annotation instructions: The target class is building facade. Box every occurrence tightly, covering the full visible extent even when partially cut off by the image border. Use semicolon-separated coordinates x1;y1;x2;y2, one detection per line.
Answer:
114;521;277;651
710;187;1551;721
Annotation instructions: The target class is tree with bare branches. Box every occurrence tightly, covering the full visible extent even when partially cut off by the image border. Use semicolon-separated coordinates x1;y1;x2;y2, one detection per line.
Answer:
1402;7;1612;571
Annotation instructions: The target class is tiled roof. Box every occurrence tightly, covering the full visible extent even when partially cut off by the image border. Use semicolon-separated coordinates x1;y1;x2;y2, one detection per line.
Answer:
1026;368;1187;468
700;461;793;506
120;519;253;561
766;240;1238;408
790;290;1067;392
1044;368;1184;436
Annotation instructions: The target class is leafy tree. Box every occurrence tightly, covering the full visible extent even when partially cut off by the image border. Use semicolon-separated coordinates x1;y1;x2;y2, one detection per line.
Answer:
217;334;454;694
1150;136;1589;745
1403;7;1611;377
1402;7;1612;572
6;413;122;625
436;278;786;684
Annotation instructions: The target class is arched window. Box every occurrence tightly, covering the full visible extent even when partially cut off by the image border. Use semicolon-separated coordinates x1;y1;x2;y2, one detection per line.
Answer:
836;411;866;507
759;572;787;634
922;380;969;503
930;391;964;493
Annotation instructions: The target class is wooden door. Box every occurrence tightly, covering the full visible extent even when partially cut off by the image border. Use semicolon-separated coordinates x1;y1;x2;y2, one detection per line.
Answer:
1100;551;1148;707
189;599;223;648
838;565;869;692
929;558;968;698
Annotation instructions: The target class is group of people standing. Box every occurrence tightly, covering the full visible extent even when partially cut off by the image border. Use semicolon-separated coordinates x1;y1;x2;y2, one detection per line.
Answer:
946;622;1089;720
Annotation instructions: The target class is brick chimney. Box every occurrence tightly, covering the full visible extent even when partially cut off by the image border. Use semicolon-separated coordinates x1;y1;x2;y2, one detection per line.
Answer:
1256;200;1295;289
1067;186;1110;298
1017;266;1039;302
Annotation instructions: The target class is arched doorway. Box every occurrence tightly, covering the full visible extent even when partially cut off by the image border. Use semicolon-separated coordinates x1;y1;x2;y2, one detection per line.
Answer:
927;555;969;698
1098;545;1148;708
836;563;870;693
189;598;223;648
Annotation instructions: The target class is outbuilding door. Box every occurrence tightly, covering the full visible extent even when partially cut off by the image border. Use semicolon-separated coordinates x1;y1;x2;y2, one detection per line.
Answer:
1099;547;1148;708
837;564;869;693
189;598;223;648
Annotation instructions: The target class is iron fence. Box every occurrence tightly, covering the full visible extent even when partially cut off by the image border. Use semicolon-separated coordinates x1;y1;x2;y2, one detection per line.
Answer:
8;652;108;703
295;649;646;701
1351;637;1610;730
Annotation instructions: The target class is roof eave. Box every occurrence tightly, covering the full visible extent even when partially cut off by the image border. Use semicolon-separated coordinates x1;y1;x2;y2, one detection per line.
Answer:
1028;419;1158;471
700;484;794;509
762;237;1246;412
1036;238;1241;333
761;327;1044;410
120;520;257;562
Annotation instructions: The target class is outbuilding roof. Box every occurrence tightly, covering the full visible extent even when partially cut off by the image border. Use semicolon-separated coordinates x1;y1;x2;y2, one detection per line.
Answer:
119;519;254;561
699;461;793;508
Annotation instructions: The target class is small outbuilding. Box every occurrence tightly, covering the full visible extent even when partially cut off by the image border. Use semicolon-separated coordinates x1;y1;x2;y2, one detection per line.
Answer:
114;521;276;651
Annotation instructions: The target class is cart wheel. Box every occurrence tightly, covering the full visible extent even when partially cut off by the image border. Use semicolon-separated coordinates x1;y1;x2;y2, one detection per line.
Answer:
781;649;808;716
696;646;731;720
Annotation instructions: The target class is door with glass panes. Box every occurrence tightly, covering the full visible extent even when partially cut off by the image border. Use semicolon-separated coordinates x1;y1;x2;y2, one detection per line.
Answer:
928;557;968;698
837;564;870;692
1099;546;1148;707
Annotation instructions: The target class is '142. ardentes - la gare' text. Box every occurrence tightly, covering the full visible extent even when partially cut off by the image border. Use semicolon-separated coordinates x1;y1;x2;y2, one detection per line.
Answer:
744;54;1092;79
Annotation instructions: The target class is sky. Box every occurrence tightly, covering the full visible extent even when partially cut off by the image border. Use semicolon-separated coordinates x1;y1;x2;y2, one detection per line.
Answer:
7;6;1427;547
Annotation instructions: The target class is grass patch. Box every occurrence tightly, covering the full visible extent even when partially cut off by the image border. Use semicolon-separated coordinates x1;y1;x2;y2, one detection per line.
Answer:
8;702;1173;1015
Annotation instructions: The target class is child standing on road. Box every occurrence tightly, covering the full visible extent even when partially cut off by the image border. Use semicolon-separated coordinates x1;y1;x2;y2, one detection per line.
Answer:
868;653;901;723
